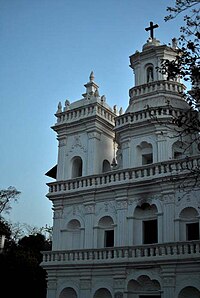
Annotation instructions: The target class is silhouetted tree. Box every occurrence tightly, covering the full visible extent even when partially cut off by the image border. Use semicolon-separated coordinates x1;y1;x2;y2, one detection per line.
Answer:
0;186;21;215
161;0;200;134
0;221;51;298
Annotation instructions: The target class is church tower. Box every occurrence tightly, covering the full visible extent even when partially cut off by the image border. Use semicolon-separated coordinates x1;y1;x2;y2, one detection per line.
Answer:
42;24;200;298
53;71;116;182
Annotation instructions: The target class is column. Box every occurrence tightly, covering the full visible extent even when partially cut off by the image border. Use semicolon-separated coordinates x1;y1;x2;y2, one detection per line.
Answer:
83;201;95;248
87;131;101;175
46;279;57;298
80;278;91;298
57;136;67;180
116;197;128;246
162;193;175;242
161;266;176;298
114;276;126;298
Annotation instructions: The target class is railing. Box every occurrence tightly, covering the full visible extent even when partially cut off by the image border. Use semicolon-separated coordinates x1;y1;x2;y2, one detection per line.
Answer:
47;156;200;195
115;106;184;128
55;102;116;125
129;80;185;98
41;241;200;265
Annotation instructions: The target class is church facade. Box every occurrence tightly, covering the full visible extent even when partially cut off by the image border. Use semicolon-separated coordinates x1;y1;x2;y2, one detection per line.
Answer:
41;28;200;298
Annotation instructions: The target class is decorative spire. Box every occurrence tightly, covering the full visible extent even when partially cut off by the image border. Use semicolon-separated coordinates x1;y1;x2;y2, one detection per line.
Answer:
56;101;62;113
90;71;95;82
83;71;99;99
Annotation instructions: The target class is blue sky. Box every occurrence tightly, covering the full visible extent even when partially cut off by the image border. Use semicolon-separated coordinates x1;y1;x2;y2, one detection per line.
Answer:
0;0;185;228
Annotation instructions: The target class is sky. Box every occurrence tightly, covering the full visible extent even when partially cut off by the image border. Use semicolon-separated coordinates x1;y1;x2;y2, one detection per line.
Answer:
0;0;186;228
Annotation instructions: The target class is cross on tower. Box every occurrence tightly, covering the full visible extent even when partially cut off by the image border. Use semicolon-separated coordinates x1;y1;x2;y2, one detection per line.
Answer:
145;21;159;39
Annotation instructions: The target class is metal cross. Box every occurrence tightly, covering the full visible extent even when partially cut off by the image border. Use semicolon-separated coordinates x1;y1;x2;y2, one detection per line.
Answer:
145;21;159;39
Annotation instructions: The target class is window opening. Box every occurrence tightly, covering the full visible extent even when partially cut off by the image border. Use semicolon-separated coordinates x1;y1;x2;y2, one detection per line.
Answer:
143;219;158;244
147;66;154;83
72;157;83;178
186;222;199;240
102;160;111;173
104;230;114;247
142;153;153;165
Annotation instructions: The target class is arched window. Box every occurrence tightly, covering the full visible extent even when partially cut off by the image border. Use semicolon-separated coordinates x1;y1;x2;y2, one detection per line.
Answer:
94;288;112;298
137;141;153;165
66;219;81;249
134;203;158;244
59;287;77;298
98;216;114;248
172;141;187;159
147;66;154;83
127;275;161;298
179;207;199;241
178;286;200;298
71;156;83;178
102;160;111;173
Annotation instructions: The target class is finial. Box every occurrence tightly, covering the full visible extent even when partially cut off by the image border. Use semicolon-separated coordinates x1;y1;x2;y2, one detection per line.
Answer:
57;101;62;113
94;88;99;97
113;105;117;114
64;99;70;111
90;71;95;82
145;21;159;39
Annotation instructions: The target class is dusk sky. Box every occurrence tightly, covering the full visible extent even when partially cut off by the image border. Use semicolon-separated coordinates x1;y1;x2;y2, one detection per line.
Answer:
0;0;185;228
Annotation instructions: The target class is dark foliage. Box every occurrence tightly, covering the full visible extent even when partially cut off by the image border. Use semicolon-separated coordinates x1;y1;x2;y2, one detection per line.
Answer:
0;231;51;298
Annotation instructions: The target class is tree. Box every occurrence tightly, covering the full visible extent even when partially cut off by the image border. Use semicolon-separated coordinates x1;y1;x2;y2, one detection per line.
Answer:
0;227;51;298
151;0;200;189
0;186;21;215
161;0;200;122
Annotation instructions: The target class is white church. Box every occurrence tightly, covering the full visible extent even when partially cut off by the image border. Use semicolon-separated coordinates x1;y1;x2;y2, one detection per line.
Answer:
41;23;200;298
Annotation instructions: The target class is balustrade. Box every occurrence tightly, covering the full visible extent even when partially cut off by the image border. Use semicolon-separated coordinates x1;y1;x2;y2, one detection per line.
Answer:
55;103;115;125
42;241;200;265
47;156;200;195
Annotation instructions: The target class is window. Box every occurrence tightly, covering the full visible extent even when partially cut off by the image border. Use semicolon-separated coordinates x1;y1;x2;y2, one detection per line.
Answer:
71;156;83;178
143;219;158;244
105;230;114;247
137;141;153;166
142;153;153;165
179;207;199;241
102;160;111;173
146;66;154;83
186;222;199;240
98;216;114;248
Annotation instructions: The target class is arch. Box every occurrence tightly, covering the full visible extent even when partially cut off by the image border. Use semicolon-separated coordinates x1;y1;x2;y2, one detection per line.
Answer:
179;207;199;241
172;141;189;159
137;141;153;165
133;203;158;245
67;219;81;230
178;286;200;298
97;216;114;248
71;156;83;178
94;288;112;298
65;219;82;249
146;65;154;83
127;275;161;298
59;287;77;298
102;159;111;173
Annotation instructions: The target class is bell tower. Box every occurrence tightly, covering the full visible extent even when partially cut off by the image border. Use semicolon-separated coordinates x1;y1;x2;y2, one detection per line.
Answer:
51;72;116;181
115;23;193;169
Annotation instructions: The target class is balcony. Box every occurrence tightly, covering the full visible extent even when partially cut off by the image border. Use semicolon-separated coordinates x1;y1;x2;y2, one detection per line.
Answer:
41;241;200;267
47;156;200;196
129;80;185;99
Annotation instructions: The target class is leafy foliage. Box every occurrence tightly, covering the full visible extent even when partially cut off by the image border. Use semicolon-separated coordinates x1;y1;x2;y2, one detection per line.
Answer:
0;186;21;215
159;1;200;141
